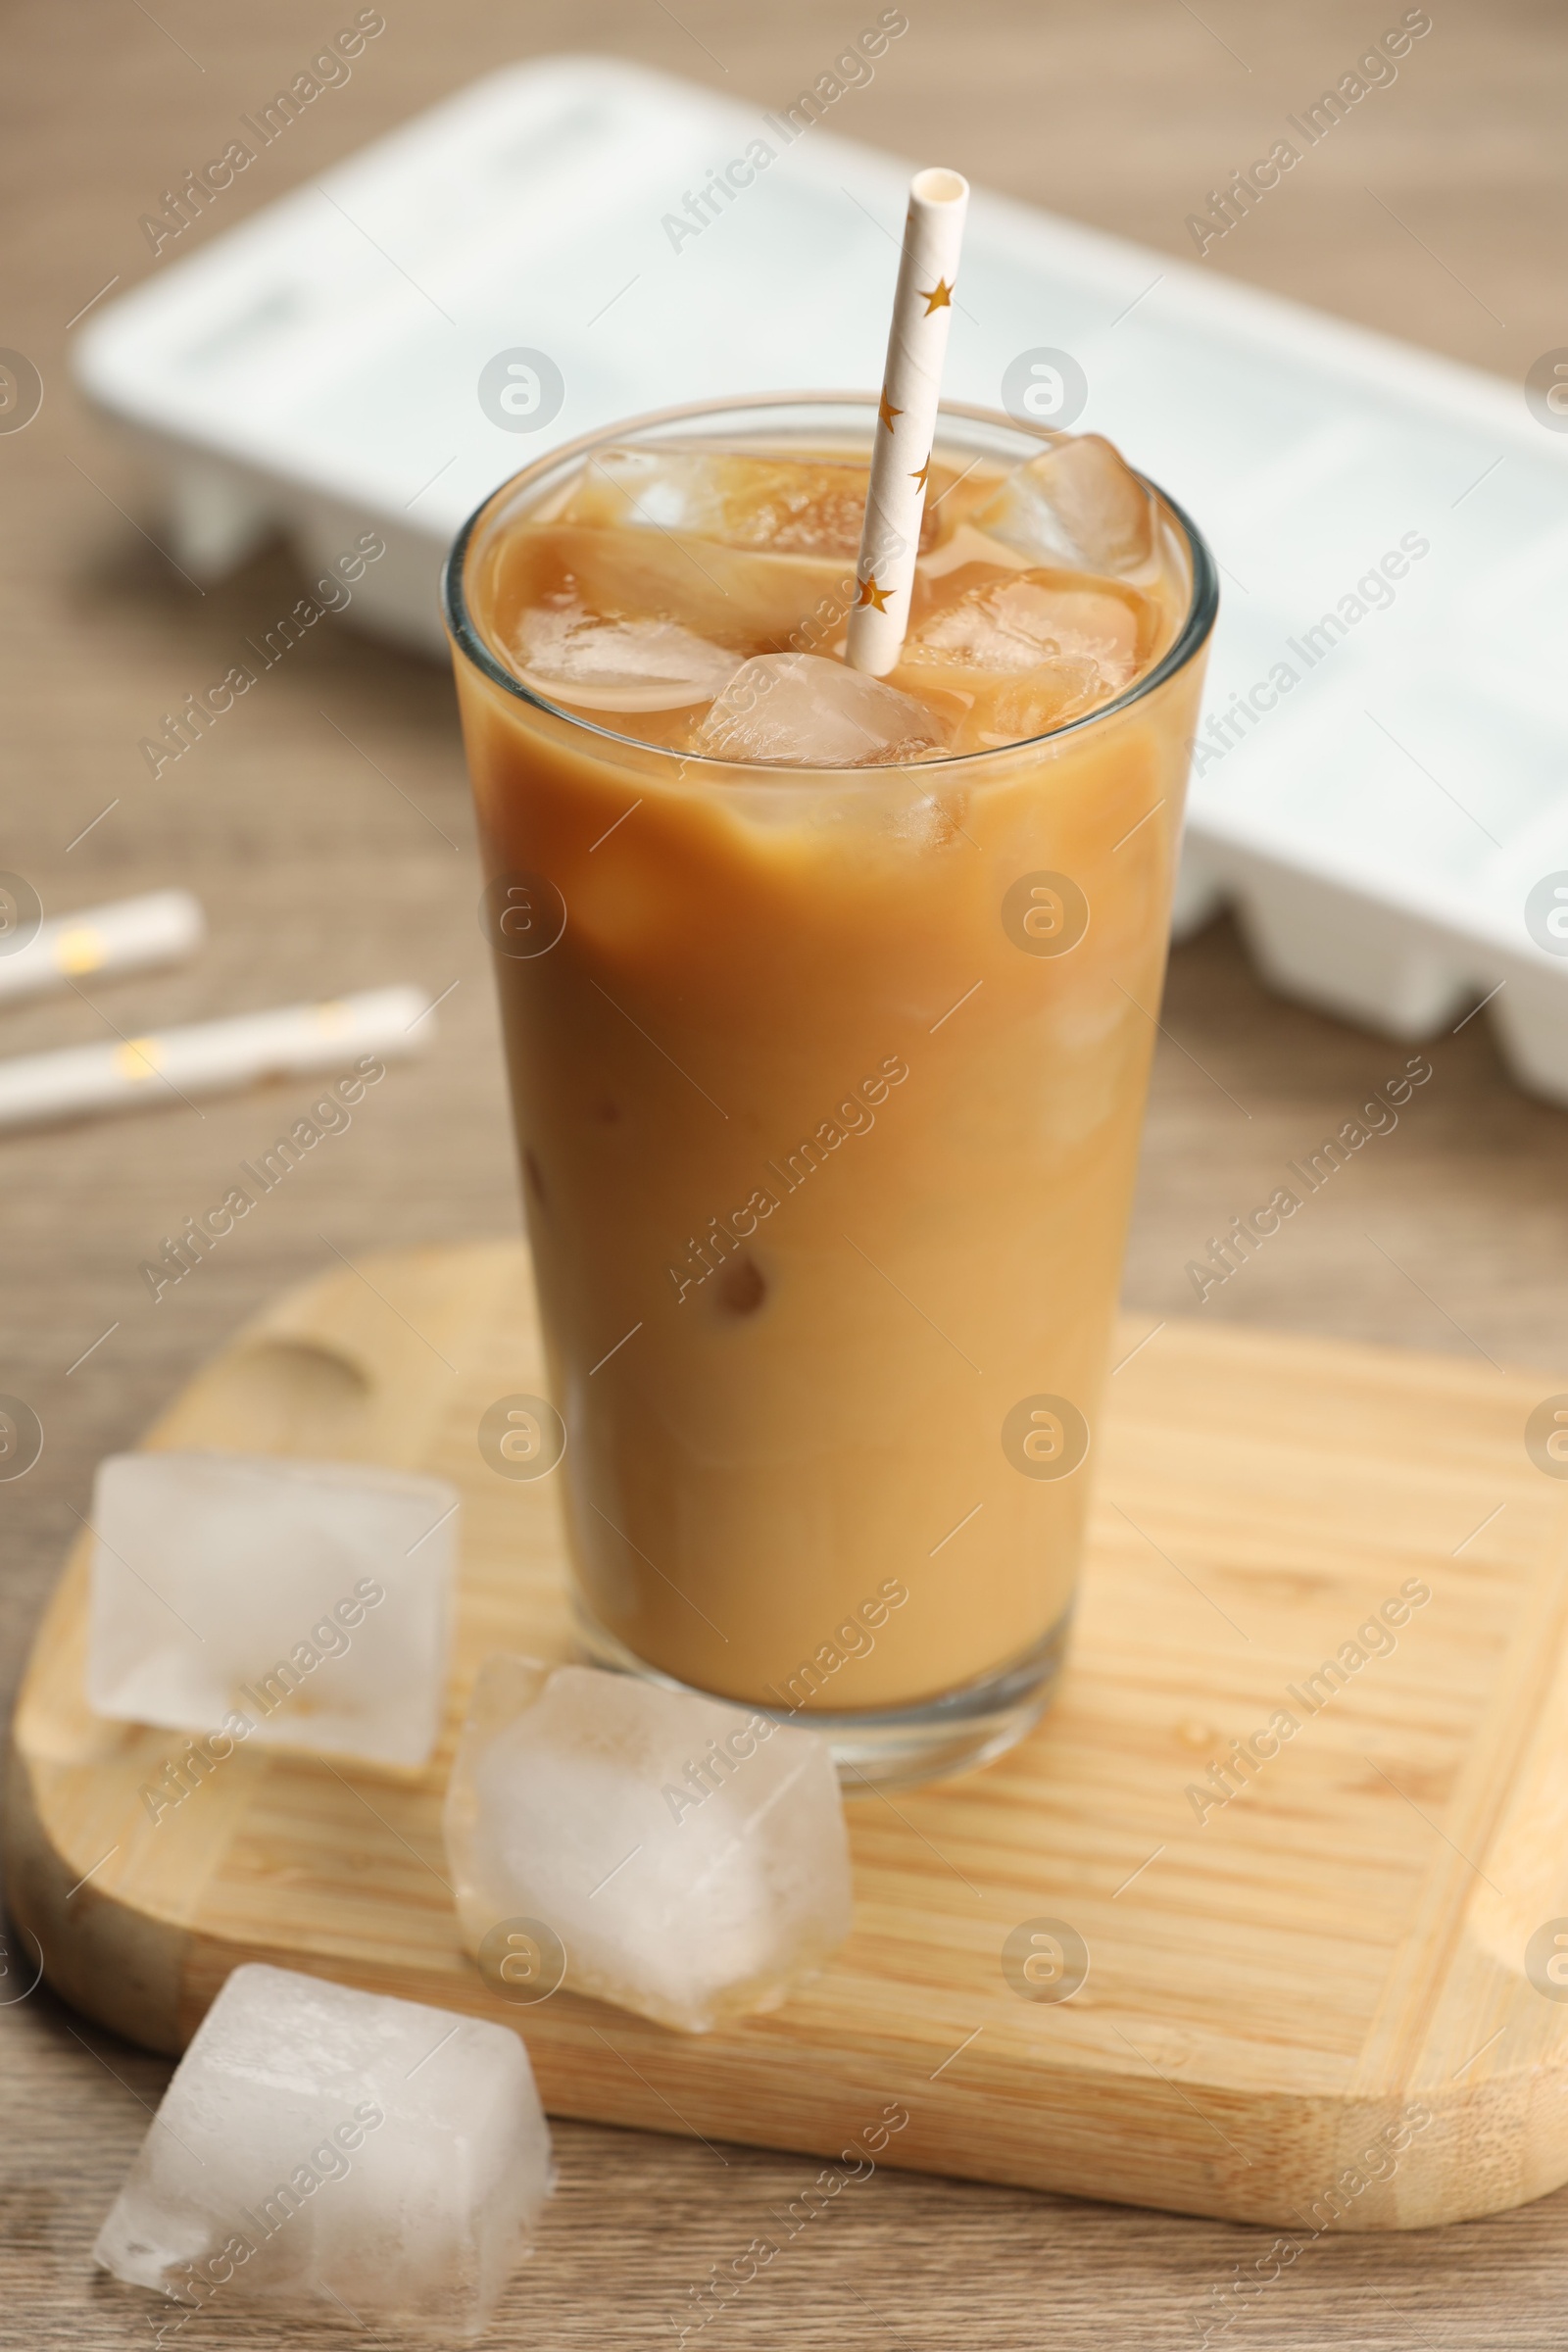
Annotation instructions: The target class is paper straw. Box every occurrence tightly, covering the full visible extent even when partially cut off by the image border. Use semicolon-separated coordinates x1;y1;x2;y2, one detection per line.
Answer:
0;889;205;1006
0;985;433;1133
845;167;970;678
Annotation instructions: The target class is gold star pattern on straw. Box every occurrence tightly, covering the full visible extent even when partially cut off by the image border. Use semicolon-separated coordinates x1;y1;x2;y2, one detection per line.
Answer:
846;166;968;677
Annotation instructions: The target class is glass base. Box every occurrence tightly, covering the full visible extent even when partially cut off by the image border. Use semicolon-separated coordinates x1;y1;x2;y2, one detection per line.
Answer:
569;1598;1074;1791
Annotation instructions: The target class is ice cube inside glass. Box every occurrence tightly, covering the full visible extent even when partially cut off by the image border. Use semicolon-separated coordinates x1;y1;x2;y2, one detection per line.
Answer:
86;1451;457;1766
93;1962;551;2337
444;1657;854;2033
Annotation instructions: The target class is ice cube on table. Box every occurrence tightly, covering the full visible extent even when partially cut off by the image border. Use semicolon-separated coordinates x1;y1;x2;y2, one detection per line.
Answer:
444;1657;854;2034
86;1451;456;1767
93;1963;551;2338
692;653;948;767
905;565;1151;686
562;443;883;558
509;598;743;710
972;434;1157;576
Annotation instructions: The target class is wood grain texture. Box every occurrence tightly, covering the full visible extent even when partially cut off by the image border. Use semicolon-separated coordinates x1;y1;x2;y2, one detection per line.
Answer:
4;0;1568;2343
14;1243;1568;2236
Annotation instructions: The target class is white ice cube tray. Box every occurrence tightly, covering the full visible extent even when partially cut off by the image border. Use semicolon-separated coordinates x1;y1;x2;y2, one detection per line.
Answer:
75;56;1568;1093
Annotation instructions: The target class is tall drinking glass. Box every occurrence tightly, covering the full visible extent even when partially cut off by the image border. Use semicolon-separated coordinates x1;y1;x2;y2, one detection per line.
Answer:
444;394;1216;1785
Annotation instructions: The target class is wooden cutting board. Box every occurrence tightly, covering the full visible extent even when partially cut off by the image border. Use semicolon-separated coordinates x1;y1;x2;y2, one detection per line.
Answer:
11;1241;1568;2231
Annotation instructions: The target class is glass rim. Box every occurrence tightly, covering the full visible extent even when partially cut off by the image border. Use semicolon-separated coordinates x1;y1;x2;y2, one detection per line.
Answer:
440;389;1219;778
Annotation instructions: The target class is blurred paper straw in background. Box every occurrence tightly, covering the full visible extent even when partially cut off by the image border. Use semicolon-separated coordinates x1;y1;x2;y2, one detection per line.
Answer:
0;985;433;1133
0;889;205;1005
845;166;969;679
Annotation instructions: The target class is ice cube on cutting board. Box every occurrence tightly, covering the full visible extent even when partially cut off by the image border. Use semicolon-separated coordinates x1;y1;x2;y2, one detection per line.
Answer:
444;1657;854;2033
93;1963;551;2337
86;1451;456;1766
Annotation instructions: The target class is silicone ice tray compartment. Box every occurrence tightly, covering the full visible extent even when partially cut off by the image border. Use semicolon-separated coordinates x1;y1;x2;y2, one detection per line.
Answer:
75;56;1568;1093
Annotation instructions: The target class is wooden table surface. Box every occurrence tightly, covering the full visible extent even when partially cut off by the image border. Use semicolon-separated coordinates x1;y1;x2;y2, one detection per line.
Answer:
3;2;1565;2344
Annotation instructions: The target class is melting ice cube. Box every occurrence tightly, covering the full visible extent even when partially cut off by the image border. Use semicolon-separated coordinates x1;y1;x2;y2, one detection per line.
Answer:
86;1451;456;1767
444;1657;854;2033
92;1963;552;2337
952;661;1108;751
905;565;1150;686
972;434;1157;576
693;653;948;767
900;560;1159;749
510;599;743;711
503;520;851;670
563;444;889;558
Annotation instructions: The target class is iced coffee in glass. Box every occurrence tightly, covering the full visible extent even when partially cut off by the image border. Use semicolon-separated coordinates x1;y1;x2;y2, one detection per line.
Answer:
444;395;1215;1784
